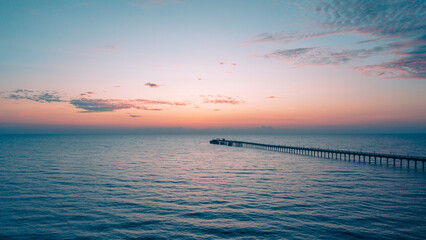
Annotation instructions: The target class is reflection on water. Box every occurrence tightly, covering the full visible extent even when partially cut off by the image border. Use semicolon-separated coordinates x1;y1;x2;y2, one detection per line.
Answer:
0;134;425;239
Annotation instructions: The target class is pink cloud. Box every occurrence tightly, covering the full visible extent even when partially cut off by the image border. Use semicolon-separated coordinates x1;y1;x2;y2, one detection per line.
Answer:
80;91;96;97
219;62;237;66
202;95;244;105
134;99;189;106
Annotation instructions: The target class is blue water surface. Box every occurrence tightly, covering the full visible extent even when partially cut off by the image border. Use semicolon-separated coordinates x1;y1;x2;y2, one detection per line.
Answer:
0;134;425;239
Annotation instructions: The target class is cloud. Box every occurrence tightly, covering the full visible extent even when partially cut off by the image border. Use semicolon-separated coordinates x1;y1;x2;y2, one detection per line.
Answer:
253;31;341;44
79;91;96;97
312;0;424;40
265;40;424;79
254;0;425;79
5;89;65;103
266;46;390;65
70;99;139;113
202;95;244;105
266;96;279;99
13;89;34;93
3;89;191;113
354;52;426;80
266;47;314;61
219;62;237;66
114;86;121;88
255;1;424;43
145;82;160;88
134;99;189;106
70;98;189;113
129;114;141;118
355;39;426;79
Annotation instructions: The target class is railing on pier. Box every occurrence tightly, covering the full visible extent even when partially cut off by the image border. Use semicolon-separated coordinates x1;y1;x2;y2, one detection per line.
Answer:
210;139;426;169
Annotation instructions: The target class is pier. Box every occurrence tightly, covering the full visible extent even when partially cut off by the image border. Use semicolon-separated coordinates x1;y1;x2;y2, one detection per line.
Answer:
210;139;426;169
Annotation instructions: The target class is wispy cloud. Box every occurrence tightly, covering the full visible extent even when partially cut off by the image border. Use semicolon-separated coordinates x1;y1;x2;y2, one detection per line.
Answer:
4;89;190;113
218;62;237;66
253;31;341;44
134;98;189;106
312;0;424;40
129;114;141;118
70;98;190;113
266;96;279;99
359;39;426;79
202;95;244;105
255;0;425;79
266;46;391;65
13;89;34;93
354;51;426;79
79;91;96;97
255;1;424;43
5;89;65;103
145;82;160;88
70;99;137;113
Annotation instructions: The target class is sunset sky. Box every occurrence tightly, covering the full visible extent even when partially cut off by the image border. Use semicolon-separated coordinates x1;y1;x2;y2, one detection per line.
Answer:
1;0;425;133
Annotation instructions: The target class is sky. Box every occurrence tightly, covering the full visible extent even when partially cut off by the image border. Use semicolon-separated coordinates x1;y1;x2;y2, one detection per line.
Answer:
0;0;425;133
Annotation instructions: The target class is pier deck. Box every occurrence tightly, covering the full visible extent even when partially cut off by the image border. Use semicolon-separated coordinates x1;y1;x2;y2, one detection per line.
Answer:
210;139;426;169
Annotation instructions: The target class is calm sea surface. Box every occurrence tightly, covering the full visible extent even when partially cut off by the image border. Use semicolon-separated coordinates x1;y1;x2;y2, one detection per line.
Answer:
1;134;425;239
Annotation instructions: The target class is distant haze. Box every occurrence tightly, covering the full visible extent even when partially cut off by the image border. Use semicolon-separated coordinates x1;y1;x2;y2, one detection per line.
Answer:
1;124;424;135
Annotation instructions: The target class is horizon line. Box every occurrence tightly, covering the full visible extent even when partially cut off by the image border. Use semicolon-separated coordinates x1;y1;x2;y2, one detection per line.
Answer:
1;125;425;135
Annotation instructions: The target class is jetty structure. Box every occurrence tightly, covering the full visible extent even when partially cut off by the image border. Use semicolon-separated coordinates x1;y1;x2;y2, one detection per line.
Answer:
210;139;426;169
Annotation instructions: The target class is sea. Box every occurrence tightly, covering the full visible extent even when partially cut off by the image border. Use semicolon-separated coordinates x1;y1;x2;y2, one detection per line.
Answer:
0;134;425;239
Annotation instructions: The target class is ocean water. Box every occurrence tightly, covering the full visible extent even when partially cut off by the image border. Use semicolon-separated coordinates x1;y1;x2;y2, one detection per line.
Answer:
0;134;425;239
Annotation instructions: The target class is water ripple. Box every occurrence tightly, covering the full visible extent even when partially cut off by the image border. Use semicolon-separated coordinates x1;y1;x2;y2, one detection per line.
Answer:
0;134;425;239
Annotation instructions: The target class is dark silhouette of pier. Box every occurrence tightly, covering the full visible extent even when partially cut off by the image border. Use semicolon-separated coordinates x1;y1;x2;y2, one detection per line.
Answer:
210;139;426;169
